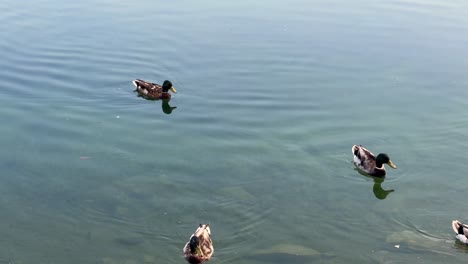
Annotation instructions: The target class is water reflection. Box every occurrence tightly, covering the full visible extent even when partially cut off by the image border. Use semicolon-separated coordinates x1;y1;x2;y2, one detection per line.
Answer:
354;168;395;200
161;99;177;114
134;91;177;114
453;240;468;252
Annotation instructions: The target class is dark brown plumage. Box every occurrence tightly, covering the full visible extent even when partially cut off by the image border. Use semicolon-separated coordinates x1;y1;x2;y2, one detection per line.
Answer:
183;224;214;264
132;79;177;100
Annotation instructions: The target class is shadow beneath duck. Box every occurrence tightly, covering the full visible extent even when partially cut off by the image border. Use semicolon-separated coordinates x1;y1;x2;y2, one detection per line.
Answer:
354;167;395;200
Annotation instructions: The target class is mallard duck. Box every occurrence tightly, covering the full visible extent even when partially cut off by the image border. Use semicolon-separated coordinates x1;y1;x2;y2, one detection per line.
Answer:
183;224;214;264
352;145;397;177
452;220;468;244
132;79;177;100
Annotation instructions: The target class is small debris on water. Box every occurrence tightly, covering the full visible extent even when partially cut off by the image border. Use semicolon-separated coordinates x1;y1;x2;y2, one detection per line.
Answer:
116;115;120;118
80;156;91;160
394;245;400;249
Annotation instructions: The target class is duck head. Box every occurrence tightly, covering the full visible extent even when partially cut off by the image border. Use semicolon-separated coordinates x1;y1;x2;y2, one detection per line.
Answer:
376;153;397;169
162;80;177;93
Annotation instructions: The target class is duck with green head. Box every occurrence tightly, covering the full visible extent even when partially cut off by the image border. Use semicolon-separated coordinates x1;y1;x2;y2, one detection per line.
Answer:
183;224;214;264
132;79;177;100
352;145;397;177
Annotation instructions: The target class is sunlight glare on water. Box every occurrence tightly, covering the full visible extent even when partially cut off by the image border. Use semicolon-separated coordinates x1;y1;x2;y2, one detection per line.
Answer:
0;0;468;263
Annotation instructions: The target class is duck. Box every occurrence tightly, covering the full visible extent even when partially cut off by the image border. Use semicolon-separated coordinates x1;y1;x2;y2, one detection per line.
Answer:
352;145;397;177
183;224;214;264
132;79;177;100
452;220;468;244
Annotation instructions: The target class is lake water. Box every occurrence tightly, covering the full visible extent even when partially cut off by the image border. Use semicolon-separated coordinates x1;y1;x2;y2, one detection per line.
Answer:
1;0;468;263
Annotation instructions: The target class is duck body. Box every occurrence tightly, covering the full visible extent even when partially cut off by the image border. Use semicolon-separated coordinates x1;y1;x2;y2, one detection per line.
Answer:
352;145;397;177
133;79;176;100
452;220;468;244
183;224;214;264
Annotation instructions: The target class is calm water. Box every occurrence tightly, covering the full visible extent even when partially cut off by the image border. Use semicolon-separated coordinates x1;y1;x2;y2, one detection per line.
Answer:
1;0;468;263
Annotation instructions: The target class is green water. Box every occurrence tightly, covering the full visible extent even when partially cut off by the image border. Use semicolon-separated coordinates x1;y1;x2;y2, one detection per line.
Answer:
1;0;468;263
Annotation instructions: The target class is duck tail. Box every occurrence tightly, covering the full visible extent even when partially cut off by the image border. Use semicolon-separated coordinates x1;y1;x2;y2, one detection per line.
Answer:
452;220;465;234
352;145;361;156
132;80;139;88
453;220;460;234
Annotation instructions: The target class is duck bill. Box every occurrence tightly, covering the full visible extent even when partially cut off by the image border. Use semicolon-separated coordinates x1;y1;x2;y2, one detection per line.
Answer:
387;160;397;169
170;86;177;93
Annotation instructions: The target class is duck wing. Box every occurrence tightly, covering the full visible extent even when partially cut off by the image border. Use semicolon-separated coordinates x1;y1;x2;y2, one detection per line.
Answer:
133;79;164;99
452;220;468;235
133;79;162;91
200;233;213;259
196;225;214;259
352;145;376;171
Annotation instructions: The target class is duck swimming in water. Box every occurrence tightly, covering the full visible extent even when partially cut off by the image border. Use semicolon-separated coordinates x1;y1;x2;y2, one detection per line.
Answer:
452;220;468;244
183;224;214;264
352;145;397;177
132;79;177;100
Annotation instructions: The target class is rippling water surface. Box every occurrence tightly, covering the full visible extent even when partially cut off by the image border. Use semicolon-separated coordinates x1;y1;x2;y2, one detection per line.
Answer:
1;0;468;263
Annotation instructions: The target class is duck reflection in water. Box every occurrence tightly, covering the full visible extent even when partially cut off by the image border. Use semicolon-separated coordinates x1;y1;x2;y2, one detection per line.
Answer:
133;95;178;114
354;168;395;200
161;99;177;114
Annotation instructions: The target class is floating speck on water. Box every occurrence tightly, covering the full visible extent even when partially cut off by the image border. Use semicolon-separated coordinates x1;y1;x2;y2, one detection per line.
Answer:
116;116;120;118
